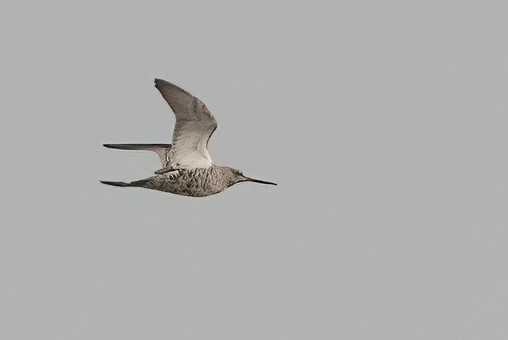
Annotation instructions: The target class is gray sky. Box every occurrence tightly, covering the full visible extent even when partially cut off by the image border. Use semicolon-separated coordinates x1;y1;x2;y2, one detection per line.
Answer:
1;1;508;339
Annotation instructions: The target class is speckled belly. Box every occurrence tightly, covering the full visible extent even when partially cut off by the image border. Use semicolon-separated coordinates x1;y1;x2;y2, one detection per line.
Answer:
144;169;224;197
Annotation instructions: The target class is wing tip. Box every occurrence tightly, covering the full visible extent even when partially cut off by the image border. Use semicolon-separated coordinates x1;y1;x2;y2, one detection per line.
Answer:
154;78;184;92
154;78;162;88
154;78;170;87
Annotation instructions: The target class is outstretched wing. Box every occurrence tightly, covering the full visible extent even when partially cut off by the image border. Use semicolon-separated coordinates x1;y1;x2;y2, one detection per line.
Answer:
103;143;172;168
155;79;217;169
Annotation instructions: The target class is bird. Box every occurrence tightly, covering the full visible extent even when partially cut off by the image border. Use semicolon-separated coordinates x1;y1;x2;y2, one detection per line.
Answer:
101;78;277;197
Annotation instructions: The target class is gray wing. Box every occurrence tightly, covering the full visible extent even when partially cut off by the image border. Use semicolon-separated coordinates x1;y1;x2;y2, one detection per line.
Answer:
103;144;172;167
154;79;217;169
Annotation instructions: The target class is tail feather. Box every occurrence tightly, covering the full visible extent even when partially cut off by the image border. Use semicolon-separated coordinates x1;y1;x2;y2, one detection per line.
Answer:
100;180;130;187
100;179;150;188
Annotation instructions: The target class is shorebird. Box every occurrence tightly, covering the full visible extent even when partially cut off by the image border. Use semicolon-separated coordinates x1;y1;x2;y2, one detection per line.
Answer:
101;78;277;197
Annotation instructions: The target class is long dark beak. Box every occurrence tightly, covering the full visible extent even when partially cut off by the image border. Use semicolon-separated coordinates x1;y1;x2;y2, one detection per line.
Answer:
243;176;277;186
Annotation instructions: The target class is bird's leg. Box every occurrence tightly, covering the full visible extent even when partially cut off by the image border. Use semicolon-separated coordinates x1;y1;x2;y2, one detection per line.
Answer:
154;166;174;175
155;168;182;179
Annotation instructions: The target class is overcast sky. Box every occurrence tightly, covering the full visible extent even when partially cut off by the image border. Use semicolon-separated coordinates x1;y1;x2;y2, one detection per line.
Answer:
1;1;508;339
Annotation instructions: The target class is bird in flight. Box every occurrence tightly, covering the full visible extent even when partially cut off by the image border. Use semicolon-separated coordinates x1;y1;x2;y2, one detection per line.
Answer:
101;78;277;197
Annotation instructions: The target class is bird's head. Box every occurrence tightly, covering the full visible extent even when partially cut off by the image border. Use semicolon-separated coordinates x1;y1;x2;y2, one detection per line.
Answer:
226;167;277;187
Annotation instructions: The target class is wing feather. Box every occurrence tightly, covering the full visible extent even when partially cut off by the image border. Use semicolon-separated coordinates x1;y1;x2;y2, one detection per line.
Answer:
154;79;218;169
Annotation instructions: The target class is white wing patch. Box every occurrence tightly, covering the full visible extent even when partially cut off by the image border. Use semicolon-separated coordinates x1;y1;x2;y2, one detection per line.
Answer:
171;122;214;168
154;79;218;170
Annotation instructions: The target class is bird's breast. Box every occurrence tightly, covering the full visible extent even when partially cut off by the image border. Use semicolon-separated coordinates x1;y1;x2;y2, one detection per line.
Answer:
149;167;227;197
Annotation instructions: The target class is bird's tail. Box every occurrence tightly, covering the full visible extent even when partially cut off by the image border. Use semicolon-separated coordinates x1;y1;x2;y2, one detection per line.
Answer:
100;179;150;188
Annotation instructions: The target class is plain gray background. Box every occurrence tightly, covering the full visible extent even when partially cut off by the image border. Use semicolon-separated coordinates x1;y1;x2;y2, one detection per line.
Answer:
1;0;507;339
